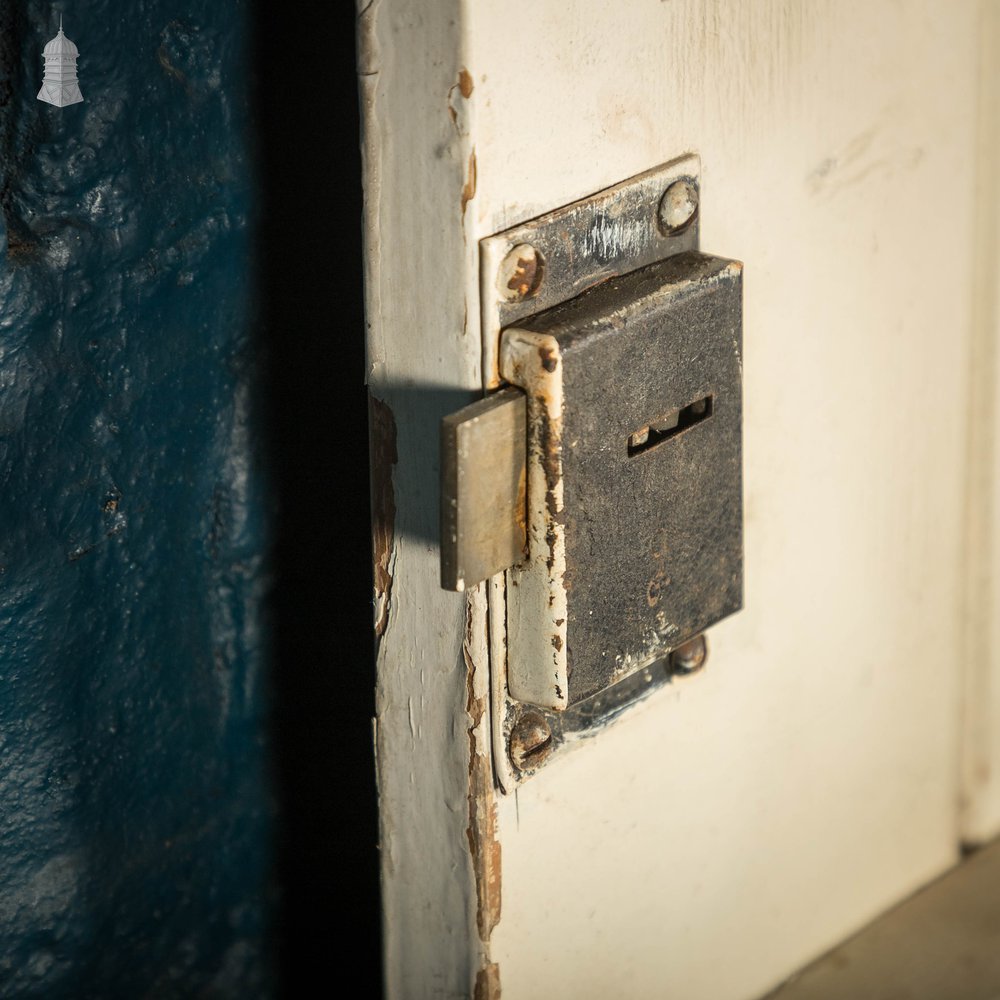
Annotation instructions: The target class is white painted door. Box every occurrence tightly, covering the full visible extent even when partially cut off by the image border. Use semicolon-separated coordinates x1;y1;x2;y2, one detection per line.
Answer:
359;2;1000;997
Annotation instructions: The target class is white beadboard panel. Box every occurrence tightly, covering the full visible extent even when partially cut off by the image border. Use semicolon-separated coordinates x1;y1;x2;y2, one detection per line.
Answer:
462;2;978;997
961;0;1000;846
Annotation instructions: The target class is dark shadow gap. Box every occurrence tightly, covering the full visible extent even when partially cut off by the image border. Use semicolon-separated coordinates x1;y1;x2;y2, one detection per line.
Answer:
250;5;381;995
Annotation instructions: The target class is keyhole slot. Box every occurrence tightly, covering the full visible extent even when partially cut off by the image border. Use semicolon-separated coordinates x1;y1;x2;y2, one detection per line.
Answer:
627;394;714;457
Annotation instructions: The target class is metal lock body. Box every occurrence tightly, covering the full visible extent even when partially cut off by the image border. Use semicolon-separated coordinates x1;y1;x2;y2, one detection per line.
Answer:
441;155;744;785
502;253;743;710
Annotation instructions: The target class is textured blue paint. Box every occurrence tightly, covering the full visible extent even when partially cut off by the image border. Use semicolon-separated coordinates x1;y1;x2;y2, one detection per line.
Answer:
0;1;270;994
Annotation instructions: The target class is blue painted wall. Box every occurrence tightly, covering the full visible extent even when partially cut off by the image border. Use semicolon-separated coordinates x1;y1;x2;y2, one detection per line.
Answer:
0;1;270;993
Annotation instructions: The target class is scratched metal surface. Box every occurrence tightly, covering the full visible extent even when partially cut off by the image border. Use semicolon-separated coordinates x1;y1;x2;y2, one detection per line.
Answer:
0;1;270;994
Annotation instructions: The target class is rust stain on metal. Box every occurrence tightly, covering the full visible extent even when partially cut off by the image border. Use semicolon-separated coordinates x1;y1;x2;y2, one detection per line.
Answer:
369;394;398;643
462;149;477;216
509;712;553;772
515;464;528;553
537;343;558;373
544;522;558;572
505;249;542;300
464;601;502;961
500;329;569;709
647;570;669;607
521;376;563;577
474;963;501;1000
540;407;562;575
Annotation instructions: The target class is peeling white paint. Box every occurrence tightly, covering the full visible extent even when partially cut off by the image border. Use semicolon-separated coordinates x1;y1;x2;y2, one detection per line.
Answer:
500;328;568;711
359;0;489;996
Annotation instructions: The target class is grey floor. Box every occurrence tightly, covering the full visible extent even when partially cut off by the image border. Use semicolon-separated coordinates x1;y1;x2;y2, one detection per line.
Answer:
766;840;1000;999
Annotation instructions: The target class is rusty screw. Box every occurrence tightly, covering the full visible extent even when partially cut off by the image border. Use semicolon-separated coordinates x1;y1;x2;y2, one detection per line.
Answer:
669;634;708;676
509;712;553;771
498;243;544;302
657;178;699;235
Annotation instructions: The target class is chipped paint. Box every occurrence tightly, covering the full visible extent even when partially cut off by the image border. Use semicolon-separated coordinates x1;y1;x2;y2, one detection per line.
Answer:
448;66;475;133
359;0;500;994
500;328;569;710
462;149;478;216
464;591;502;994
475;963;502;1000
369;393;397;643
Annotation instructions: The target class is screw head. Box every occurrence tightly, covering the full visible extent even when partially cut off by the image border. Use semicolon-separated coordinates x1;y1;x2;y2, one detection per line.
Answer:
657;178;699;235
498;243;544;302
670;634;708;676
509;712;553;771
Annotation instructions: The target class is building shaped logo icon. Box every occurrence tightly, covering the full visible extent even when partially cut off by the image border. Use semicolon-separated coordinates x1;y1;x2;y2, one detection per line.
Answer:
37;17;83;107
